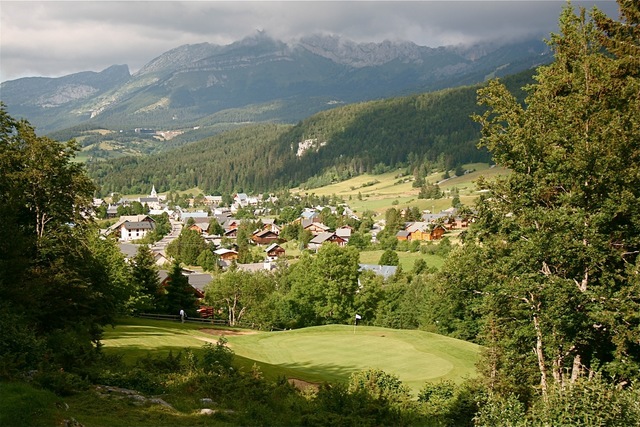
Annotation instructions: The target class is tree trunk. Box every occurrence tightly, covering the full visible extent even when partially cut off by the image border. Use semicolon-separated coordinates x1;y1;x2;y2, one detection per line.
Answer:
570;354;582;383
533;312;549;400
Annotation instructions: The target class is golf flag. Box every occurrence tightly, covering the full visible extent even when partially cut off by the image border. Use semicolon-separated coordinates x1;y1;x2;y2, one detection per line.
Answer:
355;314;362;320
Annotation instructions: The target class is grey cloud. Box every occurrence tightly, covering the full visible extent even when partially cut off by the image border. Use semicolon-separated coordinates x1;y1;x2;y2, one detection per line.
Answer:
0;1;620;82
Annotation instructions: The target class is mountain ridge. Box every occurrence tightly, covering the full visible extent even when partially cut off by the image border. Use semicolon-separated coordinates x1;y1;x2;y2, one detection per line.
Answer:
1;33;550;135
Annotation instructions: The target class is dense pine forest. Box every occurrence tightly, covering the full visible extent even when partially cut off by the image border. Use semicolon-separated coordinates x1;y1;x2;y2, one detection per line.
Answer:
1;2;640;426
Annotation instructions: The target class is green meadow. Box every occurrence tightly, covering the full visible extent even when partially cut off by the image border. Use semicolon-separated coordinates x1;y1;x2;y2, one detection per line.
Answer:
102;318;481;395
293;163;509;215
359;249;446;271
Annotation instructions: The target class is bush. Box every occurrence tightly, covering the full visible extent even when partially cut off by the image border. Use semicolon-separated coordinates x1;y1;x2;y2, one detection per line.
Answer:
528;377;640;427
202;338;234;374
33;369;89;396
475;376;640;427
348;368;411;404
418;380;485;427
135;349;184;374
0;309;46;377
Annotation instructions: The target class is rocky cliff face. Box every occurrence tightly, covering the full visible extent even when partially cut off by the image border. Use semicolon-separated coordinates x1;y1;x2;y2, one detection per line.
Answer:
1;64;130;107
297;35;428;67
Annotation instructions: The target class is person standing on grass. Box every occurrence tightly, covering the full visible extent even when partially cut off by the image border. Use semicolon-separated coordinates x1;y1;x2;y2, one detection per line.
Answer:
179;309;185;323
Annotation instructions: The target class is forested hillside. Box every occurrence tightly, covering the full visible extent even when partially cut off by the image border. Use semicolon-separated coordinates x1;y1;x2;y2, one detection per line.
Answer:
88;70;533;196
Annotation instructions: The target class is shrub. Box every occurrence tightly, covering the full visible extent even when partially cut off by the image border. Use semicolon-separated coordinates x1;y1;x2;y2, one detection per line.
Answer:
348;368;411;404
33;369;89;396
202;338;234;374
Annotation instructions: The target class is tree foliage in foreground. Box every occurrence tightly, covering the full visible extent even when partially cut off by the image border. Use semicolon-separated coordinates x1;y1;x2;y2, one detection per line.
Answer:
0;104;136;375
464;2;640;400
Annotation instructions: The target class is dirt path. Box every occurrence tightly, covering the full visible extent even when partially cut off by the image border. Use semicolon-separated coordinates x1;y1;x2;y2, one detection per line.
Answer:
288;378;320;393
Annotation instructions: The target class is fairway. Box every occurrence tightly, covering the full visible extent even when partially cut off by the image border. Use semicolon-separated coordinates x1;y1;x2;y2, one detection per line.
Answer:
225;325;480;394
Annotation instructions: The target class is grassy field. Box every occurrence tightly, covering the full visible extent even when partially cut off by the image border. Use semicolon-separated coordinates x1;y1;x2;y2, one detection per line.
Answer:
293;163;509;215
102;318;481;395
359;249;446;271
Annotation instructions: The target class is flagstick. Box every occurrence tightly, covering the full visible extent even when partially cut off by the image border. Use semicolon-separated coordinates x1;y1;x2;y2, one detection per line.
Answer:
354;320;356;334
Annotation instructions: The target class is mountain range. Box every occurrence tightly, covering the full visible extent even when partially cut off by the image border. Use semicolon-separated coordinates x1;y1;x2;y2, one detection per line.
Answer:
1;33;551;136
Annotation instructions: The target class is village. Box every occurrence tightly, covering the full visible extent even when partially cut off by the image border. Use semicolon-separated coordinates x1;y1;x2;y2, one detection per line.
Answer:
95;185;471;302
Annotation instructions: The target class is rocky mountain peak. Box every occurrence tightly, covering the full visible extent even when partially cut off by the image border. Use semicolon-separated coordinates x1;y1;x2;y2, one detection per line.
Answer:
297;34;427;67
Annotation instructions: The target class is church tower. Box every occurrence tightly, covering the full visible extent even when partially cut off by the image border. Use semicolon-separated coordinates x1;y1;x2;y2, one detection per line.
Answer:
150;185;157;198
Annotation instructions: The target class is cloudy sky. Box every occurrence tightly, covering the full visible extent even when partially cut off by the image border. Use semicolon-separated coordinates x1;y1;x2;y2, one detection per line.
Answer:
0;1;620;83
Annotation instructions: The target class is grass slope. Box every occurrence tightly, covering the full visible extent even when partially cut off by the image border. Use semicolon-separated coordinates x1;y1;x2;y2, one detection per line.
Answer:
103;319;480;395
294;163;509;215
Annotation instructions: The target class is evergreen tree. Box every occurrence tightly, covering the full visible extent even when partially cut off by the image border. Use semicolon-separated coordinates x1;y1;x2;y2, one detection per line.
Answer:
468;3;640;398
164;261;198;316
131;245;162;312
197;248;218;272
208;217;224;236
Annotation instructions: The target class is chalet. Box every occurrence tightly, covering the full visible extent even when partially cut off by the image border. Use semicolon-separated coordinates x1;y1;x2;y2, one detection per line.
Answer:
214;248;238;262
118;242;139;261
158;270;210;299
153;251;170;267
428;224;447;241
444;216;470;230
335;226;352;242
308;232;347;251
109;215;156;242
303;221;331;235
186;273;213;299
236;262;277;273
204;195;223;206
223;218;241;230
422;212;449;224
295;210;321;225
252;229;279;245
149;207;174;217
265;243;285;260
233;193;249;207
260;218;281;234
181;211;209;223
396;230;411;241
406;222;431;241
188;217;211;234
121;221;154;242
106;204;119;219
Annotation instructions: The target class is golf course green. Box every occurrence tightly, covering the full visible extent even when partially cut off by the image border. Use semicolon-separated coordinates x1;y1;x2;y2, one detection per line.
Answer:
224;325;480;393
102;319;481;395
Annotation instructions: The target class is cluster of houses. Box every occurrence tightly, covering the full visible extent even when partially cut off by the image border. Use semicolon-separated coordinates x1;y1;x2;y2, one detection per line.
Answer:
93;187;270;220
396;208;470;242
100;187;472;312
102;187;470;258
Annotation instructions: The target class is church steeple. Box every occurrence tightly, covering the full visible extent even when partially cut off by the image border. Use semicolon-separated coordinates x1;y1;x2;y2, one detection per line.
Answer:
150;185;157;198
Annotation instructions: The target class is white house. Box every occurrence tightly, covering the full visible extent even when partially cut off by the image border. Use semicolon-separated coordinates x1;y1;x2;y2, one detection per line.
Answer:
109;215;156;242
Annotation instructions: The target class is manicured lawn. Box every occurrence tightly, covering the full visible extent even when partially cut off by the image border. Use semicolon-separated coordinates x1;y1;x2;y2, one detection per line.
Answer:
225;325;480;395
102;319;480;395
